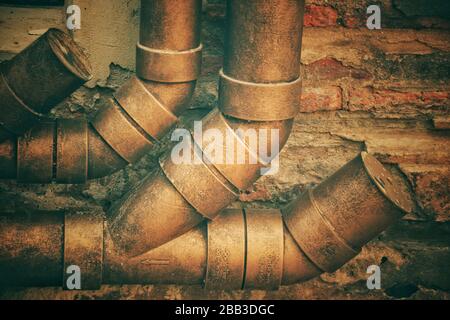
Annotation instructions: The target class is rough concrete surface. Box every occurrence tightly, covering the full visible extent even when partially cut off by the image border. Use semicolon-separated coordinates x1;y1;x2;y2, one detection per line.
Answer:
0;0;449;300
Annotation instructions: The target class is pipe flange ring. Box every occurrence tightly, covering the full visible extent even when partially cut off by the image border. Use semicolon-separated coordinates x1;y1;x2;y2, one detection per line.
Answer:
91;99;153;164
218;69;302;121
136;43;202;83
56;119;88;184
190;108;268;191
205;208;246;290
159;136;238;220
114;76;177;141
283;189;360;273
63;209;104;290
17;121;54;183
244;208;284;290
0;72;43;136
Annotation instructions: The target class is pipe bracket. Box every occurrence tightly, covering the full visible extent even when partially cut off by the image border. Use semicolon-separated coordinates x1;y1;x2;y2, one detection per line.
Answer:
136;43;202;83
218;69;302;121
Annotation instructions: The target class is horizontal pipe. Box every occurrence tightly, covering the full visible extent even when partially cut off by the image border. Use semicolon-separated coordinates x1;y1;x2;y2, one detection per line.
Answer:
0;152;414;290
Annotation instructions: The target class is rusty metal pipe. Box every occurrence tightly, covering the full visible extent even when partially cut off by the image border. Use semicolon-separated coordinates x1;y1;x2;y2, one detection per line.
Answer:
0;0;203;182
0;28;92;142
107;0;305;257
0;153;413;290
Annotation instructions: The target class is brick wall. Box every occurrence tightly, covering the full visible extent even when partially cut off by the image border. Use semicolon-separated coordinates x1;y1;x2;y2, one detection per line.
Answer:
0;0;449;299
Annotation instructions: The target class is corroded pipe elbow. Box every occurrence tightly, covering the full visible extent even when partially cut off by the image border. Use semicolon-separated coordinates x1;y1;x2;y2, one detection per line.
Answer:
107;0;305;257
0;28;92;142
0;0;202;182
0;152;414;290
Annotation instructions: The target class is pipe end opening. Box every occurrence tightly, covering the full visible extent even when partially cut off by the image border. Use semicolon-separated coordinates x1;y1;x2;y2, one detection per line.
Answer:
47;28;93;81
361;152;414;214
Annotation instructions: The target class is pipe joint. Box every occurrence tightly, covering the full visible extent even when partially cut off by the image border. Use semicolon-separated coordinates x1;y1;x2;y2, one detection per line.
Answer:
56;119;88;184
284;189;360;273
114;76;178;141
190;108;268;191
91;99;154;164
159;140;238;220
136;43;202;83
218;69;302;121
63;210;103;290
0;28;92;141
205;208;284;291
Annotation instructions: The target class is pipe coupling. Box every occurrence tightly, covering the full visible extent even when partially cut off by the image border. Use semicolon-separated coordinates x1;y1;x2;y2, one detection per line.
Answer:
159;140;238;220
190;108;268;190
205;208;284;291
114;76;177;141
284;189;360;273
136;43;202;83
63;209;104;290
56;119;88;184
17;121;54;183
91;99;154;163
205;208;245;290
218;69;302;121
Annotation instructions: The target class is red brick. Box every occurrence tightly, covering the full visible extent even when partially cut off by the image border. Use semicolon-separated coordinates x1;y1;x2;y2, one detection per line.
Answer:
422;91;449;106
415;171;450;221
304;58;371;81
349;87;449;110
343;14;363;28
402;165;450;222
300;86;342;112
304;5;338;27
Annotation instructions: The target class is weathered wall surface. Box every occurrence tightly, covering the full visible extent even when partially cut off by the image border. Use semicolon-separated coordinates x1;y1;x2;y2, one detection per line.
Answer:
0;0;449;299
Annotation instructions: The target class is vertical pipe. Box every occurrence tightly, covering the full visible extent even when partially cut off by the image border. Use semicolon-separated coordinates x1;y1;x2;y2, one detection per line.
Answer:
107;0;304;257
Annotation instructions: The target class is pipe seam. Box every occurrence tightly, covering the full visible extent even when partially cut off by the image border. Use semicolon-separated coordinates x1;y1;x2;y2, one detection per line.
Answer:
63;210;103;290
218;69;302;121
189;108;268;191
114;77;178;141
0;73;43;136
159;140;238;220
90;99;154;164
136;43;203;82
283;189;360;273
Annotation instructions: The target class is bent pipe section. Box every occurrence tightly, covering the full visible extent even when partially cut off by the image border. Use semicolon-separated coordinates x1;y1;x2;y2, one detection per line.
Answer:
0;28;92;142
107;0;305;257
0;152;414;290
0;0;203;183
